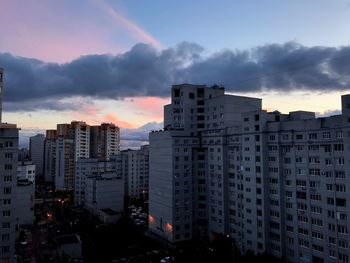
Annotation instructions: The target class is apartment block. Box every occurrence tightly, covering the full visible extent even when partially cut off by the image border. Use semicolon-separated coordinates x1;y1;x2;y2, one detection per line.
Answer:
29;134;45;177
17;161;36;182
0;123;19;263
116;145;149;200
44;130;57;182
90;123;120;161
84;172;124;223
54;121;89;190
75;158;115;206
15;179;35;226
45;122;120;190
149;84;350;263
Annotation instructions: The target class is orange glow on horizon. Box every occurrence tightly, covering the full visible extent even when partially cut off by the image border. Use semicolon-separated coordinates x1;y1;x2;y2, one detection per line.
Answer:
103;113;136;128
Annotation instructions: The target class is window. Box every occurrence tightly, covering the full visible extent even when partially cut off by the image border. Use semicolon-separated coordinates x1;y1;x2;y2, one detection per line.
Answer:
2;223;10;229
309;133;317;140
296;134;303;140
322;132;331;139
3;188;11;195
334;144;344;151
336;131;343;139
4;165;12;170
2;211;10;217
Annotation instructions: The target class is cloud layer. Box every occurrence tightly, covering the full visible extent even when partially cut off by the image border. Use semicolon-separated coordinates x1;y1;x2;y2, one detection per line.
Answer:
2;41;350;111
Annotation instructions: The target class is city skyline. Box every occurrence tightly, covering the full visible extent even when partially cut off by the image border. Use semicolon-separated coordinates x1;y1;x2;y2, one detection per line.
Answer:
1;0;350;148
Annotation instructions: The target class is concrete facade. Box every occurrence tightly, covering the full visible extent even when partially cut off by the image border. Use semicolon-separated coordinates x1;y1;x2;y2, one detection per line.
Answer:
15;179;34;226
45;122;120;190
90;123;120;161
44;130;57;182
29;134;45;177
17;162;36;182
74;159;115;206
84;172;124;222
116;145;149;200
149;84;350;263
0;124;19;263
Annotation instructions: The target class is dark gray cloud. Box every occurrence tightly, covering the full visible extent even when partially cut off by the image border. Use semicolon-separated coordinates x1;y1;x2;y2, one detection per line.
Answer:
2;41;350;111
4;99;81;112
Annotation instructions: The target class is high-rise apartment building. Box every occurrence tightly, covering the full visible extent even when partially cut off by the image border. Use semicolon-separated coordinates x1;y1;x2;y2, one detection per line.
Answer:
0;69;18;263
45;122;120;190
0;123;19;263
90;123;120;161
149;84;261;243
149;84;350;263
29;134;45;178
44;130;57;182
116;145;149;200
55;121;90;190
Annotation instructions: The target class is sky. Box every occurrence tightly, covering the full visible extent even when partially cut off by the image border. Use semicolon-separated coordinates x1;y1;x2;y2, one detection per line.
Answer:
1;0;350;148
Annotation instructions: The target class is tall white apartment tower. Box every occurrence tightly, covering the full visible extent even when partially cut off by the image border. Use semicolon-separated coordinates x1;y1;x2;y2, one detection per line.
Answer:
116;145;149;200
149;84;261;242
29;134;45;178
55;121;90;190
0;68;18;263
150;84;350;263
0;124;18;263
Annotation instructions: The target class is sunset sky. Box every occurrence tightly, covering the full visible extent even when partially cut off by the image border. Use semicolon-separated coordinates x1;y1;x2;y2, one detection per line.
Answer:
1;0;350;147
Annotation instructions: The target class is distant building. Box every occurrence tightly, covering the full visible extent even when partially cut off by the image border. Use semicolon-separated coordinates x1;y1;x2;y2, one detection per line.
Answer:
85;172;124;223
18;148;30;161
44;122;120;190
44;130;57;182
75;158;115;206
17;161;36;182
29;134;45;177
55;121;90;190
90;123;120;161
15;179;35;225
0;123;19;263
115;145;149;200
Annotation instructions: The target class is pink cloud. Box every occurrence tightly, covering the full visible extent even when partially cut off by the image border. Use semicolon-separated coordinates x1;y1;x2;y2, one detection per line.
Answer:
127;97;170;120
103;113;136;128
0;0;163;62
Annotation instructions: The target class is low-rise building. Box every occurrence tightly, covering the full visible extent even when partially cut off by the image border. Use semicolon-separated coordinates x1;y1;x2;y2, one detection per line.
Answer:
17;161;36;182
84;172;124;223
75;159;115;206
15;179;35;225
